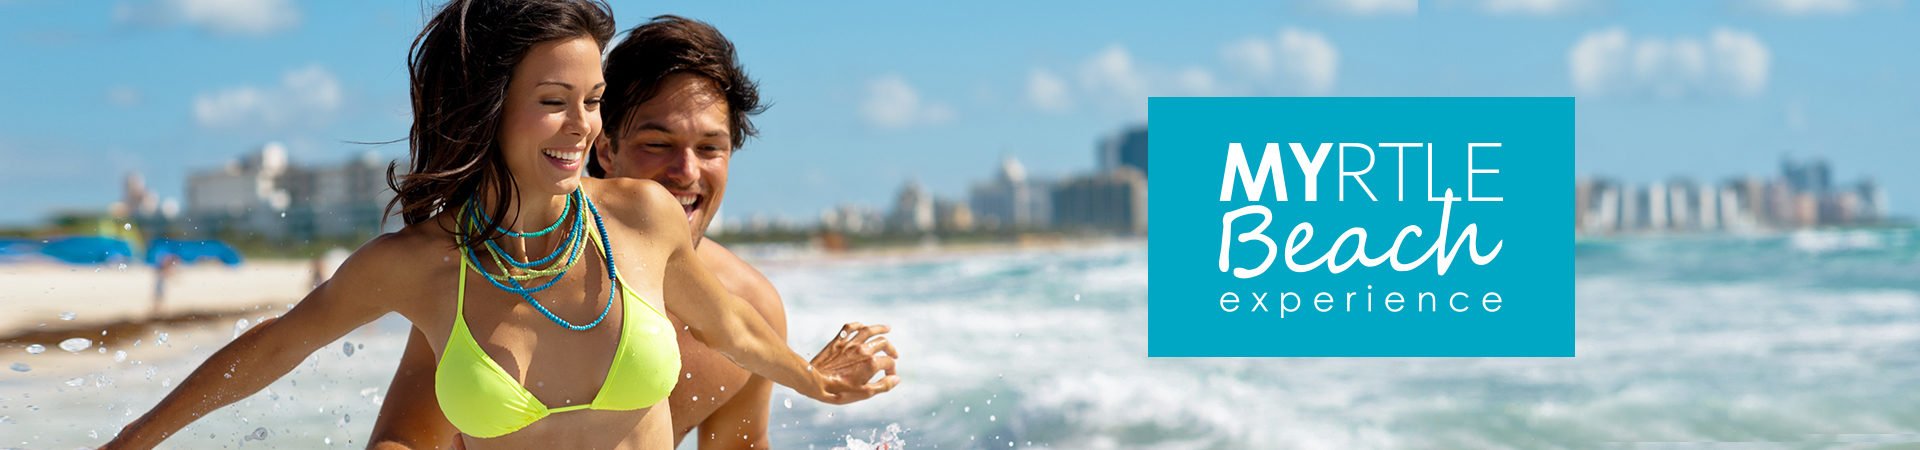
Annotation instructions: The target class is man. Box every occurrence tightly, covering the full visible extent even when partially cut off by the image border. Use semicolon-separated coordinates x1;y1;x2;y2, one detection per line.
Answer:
370;16;844;449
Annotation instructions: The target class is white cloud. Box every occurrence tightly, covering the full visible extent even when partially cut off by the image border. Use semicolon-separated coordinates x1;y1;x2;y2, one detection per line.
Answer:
1026;69;1072;113
1278;29;1339;95
1078;45;1149;102
194;65;343;129
1479;0;1587;15
115;0;299;36
1222;37;1276;77
1323;0;1418;15
1222;28;1340;95
1741;0;1860;15
1568;27;1770;99
1174;67;1218;96
860;75;953;129
1018;30;1337;115
1710;29;1771;96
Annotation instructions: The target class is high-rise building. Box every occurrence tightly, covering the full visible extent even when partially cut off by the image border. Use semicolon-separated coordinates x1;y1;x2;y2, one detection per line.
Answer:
185;143;395;242
968;156;1051;229
186;143;294;239
1051;167;1147;235
889;180;934;233
1098;126;1148;180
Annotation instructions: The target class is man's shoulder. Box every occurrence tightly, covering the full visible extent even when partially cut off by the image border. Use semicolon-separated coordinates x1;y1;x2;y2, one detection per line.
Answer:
696;240;787;329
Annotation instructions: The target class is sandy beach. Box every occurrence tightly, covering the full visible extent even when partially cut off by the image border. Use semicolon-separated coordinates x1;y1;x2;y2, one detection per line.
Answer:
0;261;316;344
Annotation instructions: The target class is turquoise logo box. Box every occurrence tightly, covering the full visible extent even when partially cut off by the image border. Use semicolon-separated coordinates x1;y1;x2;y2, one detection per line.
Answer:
1147;97;1574;357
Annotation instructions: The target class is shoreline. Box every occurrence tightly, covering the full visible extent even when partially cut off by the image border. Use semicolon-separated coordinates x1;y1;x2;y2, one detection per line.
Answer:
0;239;1145;345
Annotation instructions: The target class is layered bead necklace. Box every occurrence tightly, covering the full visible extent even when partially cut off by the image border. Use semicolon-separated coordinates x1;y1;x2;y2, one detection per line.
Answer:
459;189;620;331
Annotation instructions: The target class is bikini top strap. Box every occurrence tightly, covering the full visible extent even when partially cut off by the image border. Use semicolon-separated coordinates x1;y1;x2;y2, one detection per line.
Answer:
455;238;468;317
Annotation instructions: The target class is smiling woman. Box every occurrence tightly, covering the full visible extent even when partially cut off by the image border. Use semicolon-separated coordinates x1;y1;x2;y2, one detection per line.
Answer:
100;1;900;449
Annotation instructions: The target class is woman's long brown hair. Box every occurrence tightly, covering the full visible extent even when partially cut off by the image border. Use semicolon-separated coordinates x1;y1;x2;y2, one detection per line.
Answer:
385;0;613;249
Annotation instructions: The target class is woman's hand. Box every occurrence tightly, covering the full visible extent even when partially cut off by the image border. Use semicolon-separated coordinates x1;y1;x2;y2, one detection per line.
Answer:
806;322;901;405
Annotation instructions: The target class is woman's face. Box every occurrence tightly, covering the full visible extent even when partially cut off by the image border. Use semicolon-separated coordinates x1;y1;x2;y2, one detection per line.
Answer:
498;35;606;197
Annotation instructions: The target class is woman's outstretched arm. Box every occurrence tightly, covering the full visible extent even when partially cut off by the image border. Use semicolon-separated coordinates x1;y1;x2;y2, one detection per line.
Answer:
600;179;900;405
105;235;419;449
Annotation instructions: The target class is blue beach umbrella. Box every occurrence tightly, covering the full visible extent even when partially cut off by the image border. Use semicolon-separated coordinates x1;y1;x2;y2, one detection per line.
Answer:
37;236;135;265
145;239;244;267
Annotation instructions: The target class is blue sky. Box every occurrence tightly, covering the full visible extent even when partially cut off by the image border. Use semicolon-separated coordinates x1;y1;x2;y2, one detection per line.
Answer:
2;0;1917;226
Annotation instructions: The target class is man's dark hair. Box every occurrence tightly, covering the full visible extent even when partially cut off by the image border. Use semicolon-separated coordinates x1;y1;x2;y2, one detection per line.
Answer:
589;15;765;178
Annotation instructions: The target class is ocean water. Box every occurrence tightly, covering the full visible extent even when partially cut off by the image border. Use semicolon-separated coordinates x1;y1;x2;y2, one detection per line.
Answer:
6;232;1920;449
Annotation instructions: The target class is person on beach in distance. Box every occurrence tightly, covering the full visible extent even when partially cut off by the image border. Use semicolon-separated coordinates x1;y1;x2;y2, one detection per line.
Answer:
151;253;178;317
369;15;810;449
103;1;899;449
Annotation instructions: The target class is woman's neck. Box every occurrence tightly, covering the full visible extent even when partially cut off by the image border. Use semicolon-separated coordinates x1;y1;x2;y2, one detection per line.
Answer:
474;182;573;249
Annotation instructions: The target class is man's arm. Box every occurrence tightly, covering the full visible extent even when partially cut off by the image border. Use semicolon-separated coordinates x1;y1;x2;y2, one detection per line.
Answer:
696;376;776;449
368;329;461;450
694;242;788;450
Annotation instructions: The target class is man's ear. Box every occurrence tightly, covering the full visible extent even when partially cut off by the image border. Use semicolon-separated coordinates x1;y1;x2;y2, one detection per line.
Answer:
593;134;616;171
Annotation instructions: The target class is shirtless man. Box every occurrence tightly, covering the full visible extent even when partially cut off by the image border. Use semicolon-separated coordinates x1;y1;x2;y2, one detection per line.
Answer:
371;15;808;449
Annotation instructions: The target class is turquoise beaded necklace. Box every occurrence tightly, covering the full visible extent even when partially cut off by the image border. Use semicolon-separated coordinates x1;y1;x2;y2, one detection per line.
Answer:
460;189;618;331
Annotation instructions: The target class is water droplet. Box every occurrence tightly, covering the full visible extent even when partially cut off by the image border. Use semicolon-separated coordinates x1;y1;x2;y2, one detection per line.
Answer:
155;331;170;344
989;415;996;422
58;311;76;321
24;344;44;355
117;263;128;270
342;341;355;357
114;350;128;362
692;395;700;402
65;377;84;387
59;337;92;352
325;437;332;445
245;426;269;441
784;398;793;409
1074;294;1081;302
963;406;971;413
123;223;132;231
719;385;726;392
9;363;29;372
234;318;251;338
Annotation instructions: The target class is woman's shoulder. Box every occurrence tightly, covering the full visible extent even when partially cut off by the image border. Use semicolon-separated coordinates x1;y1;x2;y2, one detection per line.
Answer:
582;178;685;234
337;216;462;281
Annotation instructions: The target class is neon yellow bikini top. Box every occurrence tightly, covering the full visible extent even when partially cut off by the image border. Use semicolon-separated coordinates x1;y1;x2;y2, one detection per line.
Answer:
436;223;680;439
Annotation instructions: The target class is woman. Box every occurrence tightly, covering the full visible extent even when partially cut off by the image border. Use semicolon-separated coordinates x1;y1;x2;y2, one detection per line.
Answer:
104;1;898;448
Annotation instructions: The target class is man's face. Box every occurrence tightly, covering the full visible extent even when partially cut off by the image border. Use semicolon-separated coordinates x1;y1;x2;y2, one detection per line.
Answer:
596;73;732;246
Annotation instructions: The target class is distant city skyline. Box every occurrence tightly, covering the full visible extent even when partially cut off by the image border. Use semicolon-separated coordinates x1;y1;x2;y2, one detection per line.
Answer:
1577;156;1891;235
4;1;1919;226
